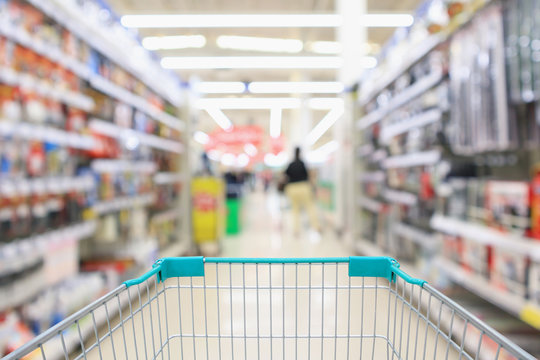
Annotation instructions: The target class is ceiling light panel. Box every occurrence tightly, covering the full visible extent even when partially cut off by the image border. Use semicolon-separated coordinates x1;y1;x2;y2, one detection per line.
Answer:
216;35;303;53
161;56;343;69
121;14;413;28
142;35;206;50
121;14;342;28
204;107;233;130
361;14;414;27
194;82;246;94
193;131;210;144
196;97;302;109
308;41;342;54
269;108;282;138
248;82;344;94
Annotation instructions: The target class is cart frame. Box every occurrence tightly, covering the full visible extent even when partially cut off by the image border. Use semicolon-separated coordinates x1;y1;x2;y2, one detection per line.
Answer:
3;256;535;360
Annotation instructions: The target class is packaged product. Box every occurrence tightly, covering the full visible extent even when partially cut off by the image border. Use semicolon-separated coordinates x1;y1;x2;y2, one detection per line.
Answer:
490;247;528;297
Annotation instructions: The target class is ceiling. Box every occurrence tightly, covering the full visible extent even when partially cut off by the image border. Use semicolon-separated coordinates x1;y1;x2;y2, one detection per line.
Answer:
108;0;422;155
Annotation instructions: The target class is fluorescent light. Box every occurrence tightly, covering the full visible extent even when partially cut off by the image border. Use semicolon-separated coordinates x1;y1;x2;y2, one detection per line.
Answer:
121;14;342;28
313;140;339;154
236;153;250;168
194;82;246;94
161;56;343;69
306;140;339;163
142;35;206;50
208;150;221;161
307;97;344;110
221;153;236;166
264;152;288;167
194;131;210;145
308;41;342;54
305;101;344;146
362;14;414;27
204;107;233;131
244;143;258;157
195;97;301;110
361;56;377;69
217;35;303;53
269;108;282;138
121;14;412;28
248;81;344;94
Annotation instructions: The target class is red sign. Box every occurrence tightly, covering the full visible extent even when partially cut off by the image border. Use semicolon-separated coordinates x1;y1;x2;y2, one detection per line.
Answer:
207;125;263;149
193;192;217;212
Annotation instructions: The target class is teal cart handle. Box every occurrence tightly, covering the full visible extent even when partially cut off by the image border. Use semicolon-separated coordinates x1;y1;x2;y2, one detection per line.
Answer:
123;256;426;287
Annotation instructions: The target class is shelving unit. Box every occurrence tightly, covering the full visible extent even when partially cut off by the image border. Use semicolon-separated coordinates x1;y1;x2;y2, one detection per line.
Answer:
436;258;540;329
354;0;540;334
431;215;540;260
0;0;190;355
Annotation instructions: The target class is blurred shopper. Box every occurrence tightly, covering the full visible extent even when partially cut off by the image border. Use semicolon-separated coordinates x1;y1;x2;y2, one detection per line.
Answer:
284;147;319;236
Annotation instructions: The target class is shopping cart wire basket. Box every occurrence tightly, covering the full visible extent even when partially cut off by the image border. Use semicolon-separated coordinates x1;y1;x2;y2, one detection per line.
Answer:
4;256;535;360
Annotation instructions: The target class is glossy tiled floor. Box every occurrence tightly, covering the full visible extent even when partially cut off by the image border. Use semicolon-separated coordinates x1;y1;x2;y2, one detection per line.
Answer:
221;190;350;259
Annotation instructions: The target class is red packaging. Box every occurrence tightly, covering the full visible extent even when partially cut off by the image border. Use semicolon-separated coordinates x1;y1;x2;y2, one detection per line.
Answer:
531;167;540;239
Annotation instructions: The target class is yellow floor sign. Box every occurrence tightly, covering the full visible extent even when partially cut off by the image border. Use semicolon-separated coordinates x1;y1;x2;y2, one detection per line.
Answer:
192;177;224;244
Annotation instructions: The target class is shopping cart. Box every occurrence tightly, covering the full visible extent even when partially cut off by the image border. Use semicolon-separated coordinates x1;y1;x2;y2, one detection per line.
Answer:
4;257;535;360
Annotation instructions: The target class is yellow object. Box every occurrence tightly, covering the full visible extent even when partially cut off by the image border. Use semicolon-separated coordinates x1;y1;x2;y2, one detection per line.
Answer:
520;304;540;330
285;181;319;234
192;177;224;243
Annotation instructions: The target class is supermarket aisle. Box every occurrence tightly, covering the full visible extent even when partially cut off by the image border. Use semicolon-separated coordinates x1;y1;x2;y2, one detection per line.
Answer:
221;190;350;258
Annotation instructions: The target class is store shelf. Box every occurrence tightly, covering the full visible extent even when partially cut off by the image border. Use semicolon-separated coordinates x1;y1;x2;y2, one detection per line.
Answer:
357;196;385;213
382;149;441;169
0;11;184;130
383;189;418;206
380;108;442;144
359;35;444;107
369;149;387;163
43;238;191;360
430;214;540;261
88;79;184;132
436;257;540;330
355;240;520;357
0;22;91;81
93;194;155;215
88;118;184;154
0;221;97;312
91;159;157;174
357;171;385;183
0;67;94;112
358;0;492;107
151;208;181;224
357;70;444;130
0;175;95;195
393;222;438;251
356;144;374;157
26;0;182;107
0;121;95;150
154;172;184;185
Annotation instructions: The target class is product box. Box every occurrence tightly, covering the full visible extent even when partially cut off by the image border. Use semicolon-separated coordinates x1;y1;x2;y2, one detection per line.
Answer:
490;247;528;297
485;181;530;236
442;234;462;264
529;260;540;307
461;237;490;278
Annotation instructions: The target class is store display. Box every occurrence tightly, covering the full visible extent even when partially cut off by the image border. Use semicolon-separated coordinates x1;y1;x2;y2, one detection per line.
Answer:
0;0;186;356
355;0;540;332
448;5;513;154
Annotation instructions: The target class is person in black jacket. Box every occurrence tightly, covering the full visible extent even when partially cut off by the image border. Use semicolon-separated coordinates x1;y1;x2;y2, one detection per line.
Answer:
284;147;319;236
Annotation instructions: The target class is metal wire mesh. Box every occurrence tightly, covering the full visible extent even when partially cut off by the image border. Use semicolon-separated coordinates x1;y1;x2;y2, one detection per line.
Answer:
4;260;534;360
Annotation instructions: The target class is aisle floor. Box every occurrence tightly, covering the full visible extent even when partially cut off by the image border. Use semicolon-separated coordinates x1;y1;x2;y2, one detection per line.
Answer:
221;190;350;259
